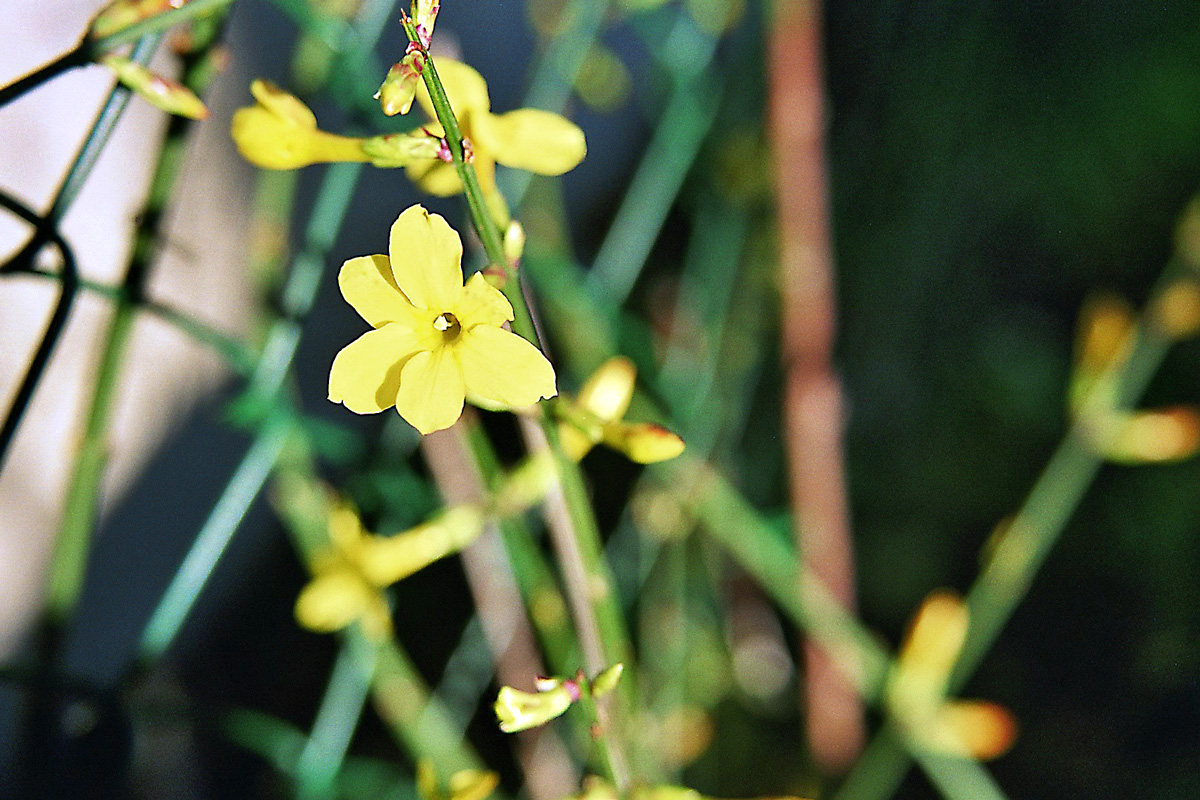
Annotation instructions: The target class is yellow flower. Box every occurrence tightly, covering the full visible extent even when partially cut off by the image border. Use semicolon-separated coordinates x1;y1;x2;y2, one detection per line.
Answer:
232;80;371;170
295;501;484;637
407;59;587;216
887;591;1017;760
560;357;685;463
328;204;557;434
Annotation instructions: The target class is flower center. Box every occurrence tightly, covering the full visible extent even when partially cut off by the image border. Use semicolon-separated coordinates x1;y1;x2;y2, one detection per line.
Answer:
433;312;461;341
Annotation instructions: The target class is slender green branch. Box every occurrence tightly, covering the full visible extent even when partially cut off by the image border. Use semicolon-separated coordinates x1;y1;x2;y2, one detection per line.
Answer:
137;413;293;664
576;674;624;790
587;68;723;307
0;0;231;110
497;0;613;209
296;636;377;800
408;21;635;787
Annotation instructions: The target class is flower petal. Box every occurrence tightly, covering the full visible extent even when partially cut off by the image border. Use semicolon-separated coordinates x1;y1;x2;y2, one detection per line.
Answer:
416;58;491;121
474;109;586;175
558;423;599;462
578;356;636;423
394;348;466;434
328;324;422;414
251;79;316;127
457;325;557;409
406;158;465;196
898;591;968;687
328;502;367;555
295;570;373;633
389;205;464;310
339;254;420;327
936;701;1018;760
604;422;686;464
456;272;513;328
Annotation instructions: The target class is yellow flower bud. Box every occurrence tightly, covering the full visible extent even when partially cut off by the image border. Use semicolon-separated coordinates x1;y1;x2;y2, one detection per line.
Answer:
412;0;440;47
101;54;209;119
591;662;624;697
1152;280;1200;339
231;80;370;170
1070;293;1134;415
376;48;427;117
417;760;500;800
446;770;499;800
560;357;686;463
493;679;578;733
503;220;526;265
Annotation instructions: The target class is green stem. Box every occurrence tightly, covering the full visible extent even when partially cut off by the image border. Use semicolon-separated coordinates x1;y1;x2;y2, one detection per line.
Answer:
408;21;635;785
675;460;892;697
497;0;613;209
273;437;488;774
577;676;623;791
296;636;377;800
586;69;722;308
136;413;292;664
245;161;364;405
374;638;484;773
464;421;579;673
0;0;231;108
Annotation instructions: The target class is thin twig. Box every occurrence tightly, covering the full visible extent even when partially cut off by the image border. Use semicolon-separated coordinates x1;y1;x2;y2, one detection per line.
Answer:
422;424;577;800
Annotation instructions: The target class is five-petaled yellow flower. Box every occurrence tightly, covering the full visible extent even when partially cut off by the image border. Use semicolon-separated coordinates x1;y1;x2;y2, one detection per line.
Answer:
408;59;587;220
328;204;557;434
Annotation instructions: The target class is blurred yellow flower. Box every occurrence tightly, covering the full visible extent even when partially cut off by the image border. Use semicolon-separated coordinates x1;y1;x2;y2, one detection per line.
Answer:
328;204;556;434
560;356;685;463
416;761;498;800
232;80;369;170
294;502;392;638
1070;293;1200;464
407;59;587;219
887;591;1017;760
295;501;484;637
571;777;812;800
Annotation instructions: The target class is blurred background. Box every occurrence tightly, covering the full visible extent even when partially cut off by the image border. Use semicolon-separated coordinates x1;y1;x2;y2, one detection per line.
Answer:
1;0;1200;798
